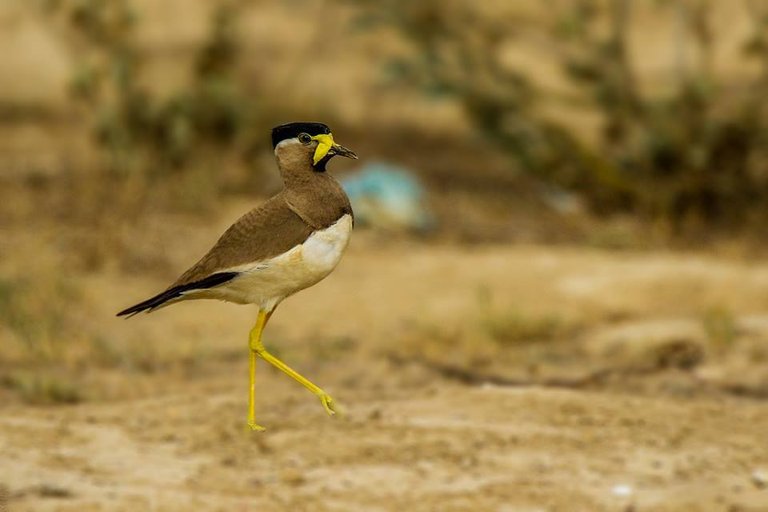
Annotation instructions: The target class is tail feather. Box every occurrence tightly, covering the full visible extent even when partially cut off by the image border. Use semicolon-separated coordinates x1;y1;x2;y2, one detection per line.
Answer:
116;272;239;317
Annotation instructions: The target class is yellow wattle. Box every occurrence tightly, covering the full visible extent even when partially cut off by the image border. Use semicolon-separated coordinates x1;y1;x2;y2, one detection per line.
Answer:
311;133;334;165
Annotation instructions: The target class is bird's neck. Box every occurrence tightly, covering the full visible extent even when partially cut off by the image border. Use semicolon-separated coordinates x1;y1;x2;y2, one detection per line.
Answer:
277;156;342;194
281;172;351;230
281;167;324;190
276;151;315;188
283;171;344;204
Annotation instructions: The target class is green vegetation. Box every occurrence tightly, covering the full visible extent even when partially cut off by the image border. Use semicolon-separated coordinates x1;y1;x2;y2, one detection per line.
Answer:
483;309;578;346
476;287;580;345
354;0;768;233
28;1;768;237
0;275;81;360
701;305;738;348
48;0;269;197
0;373;83;405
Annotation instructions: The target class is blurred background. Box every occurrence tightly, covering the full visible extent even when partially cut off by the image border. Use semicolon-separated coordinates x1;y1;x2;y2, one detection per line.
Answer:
1;1;768;510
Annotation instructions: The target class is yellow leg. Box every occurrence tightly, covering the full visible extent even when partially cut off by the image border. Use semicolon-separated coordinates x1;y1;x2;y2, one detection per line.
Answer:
247;311;268;431
249;310;337;417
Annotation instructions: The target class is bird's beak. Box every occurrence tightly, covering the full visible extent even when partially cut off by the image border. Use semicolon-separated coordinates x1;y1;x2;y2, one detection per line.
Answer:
311;133;358;164
329;143;358;160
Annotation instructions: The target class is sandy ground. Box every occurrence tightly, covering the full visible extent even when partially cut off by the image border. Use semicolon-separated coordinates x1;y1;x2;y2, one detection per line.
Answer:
1;2;768;511
2;227;768;511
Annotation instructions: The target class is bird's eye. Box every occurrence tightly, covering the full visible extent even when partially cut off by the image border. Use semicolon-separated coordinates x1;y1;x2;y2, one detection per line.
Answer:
298;133;312;145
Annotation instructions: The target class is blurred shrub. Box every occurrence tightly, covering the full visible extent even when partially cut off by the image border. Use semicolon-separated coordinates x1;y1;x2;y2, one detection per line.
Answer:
0;373;83;405
0;274;80;359
476;289;582;345
701;305;738;349
0;269;210;402
49;0;267;195
355;0;768;233
483;309;578;346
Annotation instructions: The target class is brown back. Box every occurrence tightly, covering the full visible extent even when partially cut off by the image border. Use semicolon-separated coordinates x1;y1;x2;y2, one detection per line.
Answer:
171;157;352;287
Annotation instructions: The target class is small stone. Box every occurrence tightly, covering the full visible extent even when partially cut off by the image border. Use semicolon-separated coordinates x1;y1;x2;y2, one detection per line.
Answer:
35;484;74;499
280;468;306;487
586;319;706;370
751;469;768;489
612;484;633;497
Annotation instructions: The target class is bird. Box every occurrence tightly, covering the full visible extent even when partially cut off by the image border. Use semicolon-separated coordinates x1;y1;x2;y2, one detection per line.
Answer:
117;122;357;431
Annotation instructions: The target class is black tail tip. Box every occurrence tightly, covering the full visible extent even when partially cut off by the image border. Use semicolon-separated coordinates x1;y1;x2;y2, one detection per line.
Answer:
116;306;146;318
116;271;239;319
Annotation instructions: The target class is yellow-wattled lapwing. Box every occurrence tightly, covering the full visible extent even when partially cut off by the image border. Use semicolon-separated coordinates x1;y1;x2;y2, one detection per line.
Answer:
117;122;357;431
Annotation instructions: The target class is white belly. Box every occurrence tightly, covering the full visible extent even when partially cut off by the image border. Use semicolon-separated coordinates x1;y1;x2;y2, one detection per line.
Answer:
191;214;352;310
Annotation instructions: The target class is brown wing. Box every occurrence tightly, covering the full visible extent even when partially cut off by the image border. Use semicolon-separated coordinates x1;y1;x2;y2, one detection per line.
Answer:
171;193;315;287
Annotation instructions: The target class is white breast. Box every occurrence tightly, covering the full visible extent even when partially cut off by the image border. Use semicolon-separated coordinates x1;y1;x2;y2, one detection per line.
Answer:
301;213;353;273
197;214;353;310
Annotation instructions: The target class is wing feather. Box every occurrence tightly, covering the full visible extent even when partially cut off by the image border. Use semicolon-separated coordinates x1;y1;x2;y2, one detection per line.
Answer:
171;193;314;287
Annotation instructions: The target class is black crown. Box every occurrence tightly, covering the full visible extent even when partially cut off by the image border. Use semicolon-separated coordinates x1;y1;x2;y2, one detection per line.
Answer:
271;122;331;148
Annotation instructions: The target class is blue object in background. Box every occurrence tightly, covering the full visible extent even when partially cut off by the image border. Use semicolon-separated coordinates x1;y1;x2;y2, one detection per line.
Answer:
341;162;434;232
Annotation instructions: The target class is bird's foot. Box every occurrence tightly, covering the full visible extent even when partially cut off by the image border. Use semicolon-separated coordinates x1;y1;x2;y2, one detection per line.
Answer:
247;422;267;432
318;392;338;416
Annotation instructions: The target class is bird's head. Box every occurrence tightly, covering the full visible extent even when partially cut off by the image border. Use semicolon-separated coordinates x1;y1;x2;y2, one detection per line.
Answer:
272;122;357;172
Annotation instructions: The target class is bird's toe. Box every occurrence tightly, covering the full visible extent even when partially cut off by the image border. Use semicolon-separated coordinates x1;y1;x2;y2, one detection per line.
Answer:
319;393;337;416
